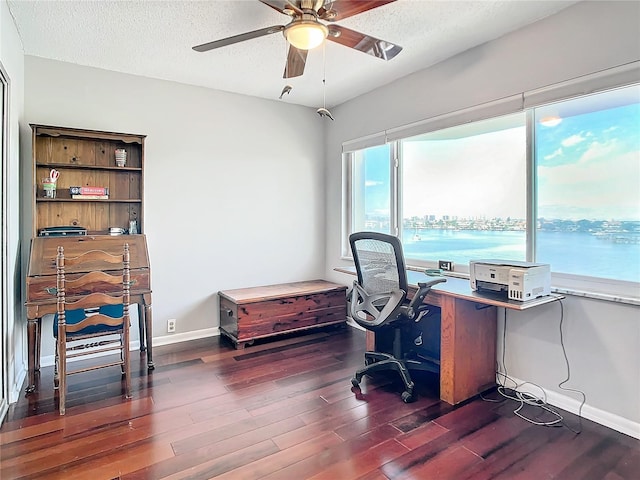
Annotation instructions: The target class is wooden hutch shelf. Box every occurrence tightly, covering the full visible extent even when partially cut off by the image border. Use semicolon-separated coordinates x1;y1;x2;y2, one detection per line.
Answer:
31;124;146;236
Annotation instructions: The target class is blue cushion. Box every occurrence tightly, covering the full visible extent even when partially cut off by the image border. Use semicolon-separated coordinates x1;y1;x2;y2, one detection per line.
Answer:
99;304;124;318
53;305;124;337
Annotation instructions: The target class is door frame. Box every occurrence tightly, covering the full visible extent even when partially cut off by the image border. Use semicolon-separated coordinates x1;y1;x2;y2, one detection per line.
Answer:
0;60;10;424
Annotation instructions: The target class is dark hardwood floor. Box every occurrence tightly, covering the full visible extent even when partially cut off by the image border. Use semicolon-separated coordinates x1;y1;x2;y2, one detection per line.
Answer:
1;326;638;479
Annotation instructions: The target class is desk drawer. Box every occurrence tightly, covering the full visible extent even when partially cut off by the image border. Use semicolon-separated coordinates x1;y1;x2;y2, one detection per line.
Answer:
26;270;150;302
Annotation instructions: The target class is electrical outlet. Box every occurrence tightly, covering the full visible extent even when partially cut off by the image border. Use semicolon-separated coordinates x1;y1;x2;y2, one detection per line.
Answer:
167;319;176;333
439;260;454;272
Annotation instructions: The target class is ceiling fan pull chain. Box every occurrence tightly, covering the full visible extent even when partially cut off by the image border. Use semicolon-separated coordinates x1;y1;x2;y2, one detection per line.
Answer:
322;40;327;108
316;41;334;120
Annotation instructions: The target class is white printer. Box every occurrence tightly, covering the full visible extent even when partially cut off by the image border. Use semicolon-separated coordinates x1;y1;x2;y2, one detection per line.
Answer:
470;259;551;301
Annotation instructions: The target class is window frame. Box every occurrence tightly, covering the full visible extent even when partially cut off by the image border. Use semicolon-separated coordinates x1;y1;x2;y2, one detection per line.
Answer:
341;64;640;303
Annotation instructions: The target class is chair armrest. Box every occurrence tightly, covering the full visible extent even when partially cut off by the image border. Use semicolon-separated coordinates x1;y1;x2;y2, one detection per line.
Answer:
406;278;447;320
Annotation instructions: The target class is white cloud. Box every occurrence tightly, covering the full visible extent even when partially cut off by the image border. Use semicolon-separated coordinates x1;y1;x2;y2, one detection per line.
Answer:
538;149;640;220
561;134;586;147
544;148;563;160
578;139;618;164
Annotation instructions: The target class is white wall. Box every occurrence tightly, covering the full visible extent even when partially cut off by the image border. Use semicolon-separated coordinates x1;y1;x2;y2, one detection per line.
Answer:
21;57;326;370
1;0;25;407
324;1;640;437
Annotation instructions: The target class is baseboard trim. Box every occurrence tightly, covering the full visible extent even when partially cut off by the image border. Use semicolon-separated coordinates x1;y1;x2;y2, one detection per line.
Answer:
506;375;639;440
152;327;220;347
38;327;221;368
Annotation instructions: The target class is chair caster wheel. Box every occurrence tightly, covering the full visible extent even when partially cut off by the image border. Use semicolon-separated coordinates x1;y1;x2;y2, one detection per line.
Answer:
351;377;360;388
401;391;414;403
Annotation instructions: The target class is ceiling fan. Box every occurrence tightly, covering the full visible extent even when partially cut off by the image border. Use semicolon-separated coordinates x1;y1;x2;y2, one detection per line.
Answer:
192;0;402;79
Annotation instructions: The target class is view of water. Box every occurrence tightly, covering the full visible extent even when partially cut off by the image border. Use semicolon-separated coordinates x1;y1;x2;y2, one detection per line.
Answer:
399;228;639;282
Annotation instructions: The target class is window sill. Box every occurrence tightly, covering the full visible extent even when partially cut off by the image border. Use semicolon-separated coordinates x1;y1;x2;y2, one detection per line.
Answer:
552;287;639;306
340;259;639;306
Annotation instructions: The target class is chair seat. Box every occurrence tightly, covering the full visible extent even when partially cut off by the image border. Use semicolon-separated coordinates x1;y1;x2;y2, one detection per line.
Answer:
53;304;124;337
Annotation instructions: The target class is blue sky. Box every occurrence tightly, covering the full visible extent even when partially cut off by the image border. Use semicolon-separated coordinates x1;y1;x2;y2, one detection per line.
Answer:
536;100;640;221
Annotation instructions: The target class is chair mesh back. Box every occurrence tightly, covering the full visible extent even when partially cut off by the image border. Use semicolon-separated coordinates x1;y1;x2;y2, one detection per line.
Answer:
352;236;406;295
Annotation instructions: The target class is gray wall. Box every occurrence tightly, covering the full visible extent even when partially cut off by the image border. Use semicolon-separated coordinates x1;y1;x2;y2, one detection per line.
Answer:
324;1;640;437
20;57;326;376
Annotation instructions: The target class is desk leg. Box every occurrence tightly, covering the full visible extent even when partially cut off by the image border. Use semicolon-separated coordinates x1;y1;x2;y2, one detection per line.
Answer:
143;293;154;370
440;297;497;405
26;317;41;394
137;303;146;352
365;331;375;352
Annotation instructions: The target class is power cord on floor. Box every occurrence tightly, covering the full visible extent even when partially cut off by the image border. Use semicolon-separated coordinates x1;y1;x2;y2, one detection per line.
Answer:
482;298;585;433
556;299;586;434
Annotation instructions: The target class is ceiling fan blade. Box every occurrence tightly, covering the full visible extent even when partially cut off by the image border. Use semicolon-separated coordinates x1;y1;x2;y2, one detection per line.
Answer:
327;24;402;60
193;25;284;52
283;45;308;78
318;0;396;21
259;0;303;15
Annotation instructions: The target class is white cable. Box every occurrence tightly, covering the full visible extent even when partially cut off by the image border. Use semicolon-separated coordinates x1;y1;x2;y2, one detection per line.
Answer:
482;300;584;431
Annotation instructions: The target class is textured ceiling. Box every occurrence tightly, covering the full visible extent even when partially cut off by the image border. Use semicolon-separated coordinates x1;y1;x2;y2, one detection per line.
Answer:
8;0;578;108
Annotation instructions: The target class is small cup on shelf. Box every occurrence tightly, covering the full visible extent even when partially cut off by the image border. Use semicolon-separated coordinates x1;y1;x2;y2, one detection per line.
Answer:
115;148;127;167
42;178;56;198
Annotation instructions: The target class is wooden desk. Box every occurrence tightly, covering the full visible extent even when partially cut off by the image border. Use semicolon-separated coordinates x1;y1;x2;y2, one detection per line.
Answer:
24;235;154;394
336;267;561;405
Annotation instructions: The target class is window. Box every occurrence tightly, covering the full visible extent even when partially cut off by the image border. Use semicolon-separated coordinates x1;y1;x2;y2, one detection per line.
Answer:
535;85;640;283
344;82;640;296
401;113;527;267
349;144;392;235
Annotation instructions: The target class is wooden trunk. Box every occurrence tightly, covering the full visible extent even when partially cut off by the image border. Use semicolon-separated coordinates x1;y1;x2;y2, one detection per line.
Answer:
218;280;348;349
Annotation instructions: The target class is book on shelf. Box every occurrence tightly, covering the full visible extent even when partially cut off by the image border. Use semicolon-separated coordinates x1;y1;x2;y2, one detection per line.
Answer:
72;194;109;200
69;186;109;196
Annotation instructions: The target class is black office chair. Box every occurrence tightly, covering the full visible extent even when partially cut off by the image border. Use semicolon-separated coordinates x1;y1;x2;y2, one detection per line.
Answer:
349;231;446;402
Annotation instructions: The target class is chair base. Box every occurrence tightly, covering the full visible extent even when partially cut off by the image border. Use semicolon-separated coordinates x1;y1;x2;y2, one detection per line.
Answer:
351;350;439;403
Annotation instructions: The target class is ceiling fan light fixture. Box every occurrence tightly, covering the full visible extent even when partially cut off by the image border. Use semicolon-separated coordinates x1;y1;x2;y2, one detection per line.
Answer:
284;21;328;50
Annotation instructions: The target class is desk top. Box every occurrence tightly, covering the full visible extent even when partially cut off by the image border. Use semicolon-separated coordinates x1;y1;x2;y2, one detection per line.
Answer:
28;234;150;276
335;266;562;311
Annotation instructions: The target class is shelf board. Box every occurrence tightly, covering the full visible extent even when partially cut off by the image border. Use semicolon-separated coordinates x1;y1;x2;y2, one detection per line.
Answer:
36;198;142;203
35;162;142;172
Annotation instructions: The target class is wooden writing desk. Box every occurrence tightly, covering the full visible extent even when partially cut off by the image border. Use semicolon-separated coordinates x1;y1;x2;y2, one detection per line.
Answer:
25;235;154;394
336;266;561;405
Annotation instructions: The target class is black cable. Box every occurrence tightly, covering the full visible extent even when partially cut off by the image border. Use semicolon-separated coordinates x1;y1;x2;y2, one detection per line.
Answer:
557;299;585;434
481;298;585;432
481;308;509;402
499;307;563;427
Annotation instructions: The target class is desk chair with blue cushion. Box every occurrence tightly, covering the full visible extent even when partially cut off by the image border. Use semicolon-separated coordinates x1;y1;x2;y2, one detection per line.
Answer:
349;232;446;402
54;244;131;415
